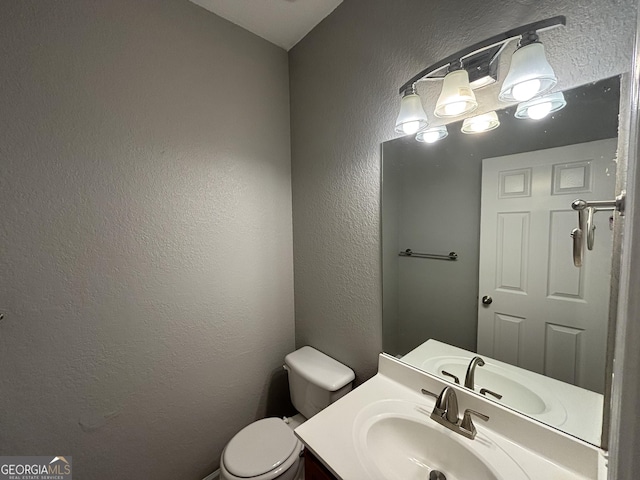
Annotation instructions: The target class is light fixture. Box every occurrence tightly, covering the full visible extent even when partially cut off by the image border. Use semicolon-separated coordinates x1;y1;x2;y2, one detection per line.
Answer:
395;16;565;139
434;66;478;118
461;111;500;134
416;125;448;143
499;33;558;102
515;91;567;119
394;85;429;135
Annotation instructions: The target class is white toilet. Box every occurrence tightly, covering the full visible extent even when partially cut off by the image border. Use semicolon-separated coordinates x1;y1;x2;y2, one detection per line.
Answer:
219;346;355;480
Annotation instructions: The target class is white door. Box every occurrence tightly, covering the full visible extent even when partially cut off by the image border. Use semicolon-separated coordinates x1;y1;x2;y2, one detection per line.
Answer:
477;139;617;394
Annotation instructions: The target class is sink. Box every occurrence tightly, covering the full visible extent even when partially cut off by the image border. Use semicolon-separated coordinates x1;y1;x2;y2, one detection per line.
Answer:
420;356;567;425
353;399;529;480
428;358;546;413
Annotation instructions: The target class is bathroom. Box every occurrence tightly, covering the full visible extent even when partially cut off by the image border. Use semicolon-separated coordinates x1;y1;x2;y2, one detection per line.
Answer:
1;0;639;479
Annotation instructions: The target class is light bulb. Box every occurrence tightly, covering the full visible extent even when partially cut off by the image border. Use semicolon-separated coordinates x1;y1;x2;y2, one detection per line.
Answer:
515;92;567;120
470;120;491;132
444;101;468;117
526;101;553;119
461;111;500;134
512;78;542;101
416;126;448;144
423;131;442;143
402;121;421;135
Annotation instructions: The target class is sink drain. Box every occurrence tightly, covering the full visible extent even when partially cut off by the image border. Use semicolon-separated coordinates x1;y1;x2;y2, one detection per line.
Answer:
429;471;446;480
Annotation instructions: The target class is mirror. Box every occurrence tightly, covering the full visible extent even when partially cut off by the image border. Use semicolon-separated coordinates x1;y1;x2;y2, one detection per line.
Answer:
382;76;621;446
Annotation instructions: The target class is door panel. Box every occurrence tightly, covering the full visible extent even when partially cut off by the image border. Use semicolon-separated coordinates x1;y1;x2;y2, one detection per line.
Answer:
496;212;530;293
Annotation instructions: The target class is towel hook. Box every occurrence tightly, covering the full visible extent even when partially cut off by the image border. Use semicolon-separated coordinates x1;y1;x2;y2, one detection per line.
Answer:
570;192;625;267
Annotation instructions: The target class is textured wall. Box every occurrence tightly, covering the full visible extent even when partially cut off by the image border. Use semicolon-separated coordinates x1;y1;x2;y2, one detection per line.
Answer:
0;1;293;478
289;0;636;383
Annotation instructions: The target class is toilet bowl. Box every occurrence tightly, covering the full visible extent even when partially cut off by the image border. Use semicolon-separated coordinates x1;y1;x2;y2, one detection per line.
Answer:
219;347;354;480
220;418;303;480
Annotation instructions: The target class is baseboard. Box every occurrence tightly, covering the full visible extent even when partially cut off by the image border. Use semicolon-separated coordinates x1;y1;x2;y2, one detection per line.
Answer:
202;468;219;480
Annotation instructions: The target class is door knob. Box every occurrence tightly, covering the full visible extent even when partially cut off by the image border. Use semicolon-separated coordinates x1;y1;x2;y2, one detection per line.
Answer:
482;295;493;305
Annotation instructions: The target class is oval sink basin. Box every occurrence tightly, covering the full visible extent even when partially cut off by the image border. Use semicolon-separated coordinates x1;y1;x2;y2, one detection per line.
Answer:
434;360;545;413
421;356;567;426
353;399;529;480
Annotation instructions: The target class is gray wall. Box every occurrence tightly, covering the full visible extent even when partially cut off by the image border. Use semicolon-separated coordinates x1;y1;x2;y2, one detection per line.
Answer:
381;151;401;355
0;1;293;479
290;0;636;383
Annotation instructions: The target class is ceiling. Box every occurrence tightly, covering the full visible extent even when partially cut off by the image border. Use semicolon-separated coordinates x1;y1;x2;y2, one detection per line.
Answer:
190;0;343;51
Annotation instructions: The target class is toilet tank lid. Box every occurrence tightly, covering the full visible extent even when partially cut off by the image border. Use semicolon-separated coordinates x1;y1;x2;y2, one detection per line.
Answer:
285;346;355;391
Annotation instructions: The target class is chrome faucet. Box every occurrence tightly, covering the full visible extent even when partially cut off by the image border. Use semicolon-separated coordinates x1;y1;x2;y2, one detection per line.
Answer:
433;386;459;423
464;356;485;389
421;386;489;440
464;357;504;399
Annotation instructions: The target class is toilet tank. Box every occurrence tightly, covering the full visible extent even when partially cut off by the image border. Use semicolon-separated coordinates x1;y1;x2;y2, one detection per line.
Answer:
284;346;355;419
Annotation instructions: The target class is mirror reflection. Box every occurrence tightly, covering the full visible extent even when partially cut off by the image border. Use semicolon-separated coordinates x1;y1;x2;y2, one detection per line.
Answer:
382;76;620;446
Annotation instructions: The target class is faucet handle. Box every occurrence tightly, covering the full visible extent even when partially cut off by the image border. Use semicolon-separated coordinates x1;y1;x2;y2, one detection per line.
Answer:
441;370;460;384
421;388;439;399
463;409;489;422
479;387;503;400
460;409;489;439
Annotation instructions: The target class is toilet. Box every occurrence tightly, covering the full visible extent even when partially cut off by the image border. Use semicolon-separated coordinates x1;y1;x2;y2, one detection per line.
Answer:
219;346;355;480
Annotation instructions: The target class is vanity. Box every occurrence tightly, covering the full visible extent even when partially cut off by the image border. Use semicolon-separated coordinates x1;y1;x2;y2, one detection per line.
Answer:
304;452;336;480
295;354;606;480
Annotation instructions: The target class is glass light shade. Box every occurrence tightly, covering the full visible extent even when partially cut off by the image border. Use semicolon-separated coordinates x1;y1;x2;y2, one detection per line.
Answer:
461;111;500;134
499;43;557;102
395;93;429;135
515;92;567;120
434;70;478;118
416;125;448;143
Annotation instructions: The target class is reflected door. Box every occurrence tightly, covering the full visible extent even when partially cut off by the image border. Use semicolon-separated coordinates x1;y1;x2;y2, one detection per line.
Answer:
477;139;616;394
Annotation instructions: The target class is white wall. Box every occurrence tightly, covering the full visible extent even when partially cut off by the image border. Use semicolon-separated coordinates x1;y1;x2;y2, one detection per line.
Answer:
0;1;293;478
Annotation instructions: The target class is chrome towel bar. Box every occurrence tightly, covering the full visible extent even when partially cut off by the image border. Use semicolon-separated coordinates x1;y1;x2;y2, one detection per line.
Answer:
399;249;458;261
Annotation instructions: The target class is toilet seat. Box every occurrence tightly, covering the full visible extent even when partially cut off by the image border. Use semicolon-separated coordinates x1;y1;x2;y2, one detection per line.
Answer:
221;418;303;480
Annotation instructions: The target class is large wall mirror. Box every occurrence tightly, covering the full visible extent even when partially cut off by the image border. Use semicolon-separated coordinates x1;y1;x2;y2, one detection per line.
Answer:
381;75;624;447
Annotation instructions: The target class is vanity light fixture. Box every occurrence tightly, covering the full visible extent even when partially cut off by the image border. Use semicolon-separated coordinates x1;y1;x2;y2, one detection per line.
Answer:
416;125;448;143
461;111;500;134
499;33;558;102
395;16;565;136
394;84;429;135
515;91;567;120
